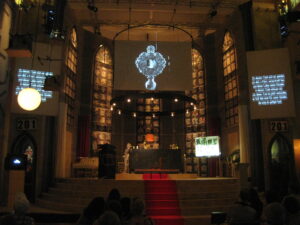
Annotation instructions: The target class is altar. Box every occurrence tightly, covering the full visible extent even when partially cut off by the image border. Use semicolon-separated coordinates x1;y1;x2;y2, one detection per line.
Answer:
129;149;183;173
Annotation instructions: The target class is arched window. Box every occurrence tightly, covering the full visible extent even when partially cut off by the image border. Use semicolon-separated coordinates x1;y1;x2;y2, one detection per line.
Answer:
185;48;206;173
223;31;238;127
65;28;77;129
92;45;113;151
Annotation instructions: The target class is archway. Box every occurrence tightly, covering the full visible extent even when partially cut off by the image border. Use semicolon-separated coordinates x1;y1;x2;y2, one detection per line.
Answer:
268;133;297;198
11;132;37;202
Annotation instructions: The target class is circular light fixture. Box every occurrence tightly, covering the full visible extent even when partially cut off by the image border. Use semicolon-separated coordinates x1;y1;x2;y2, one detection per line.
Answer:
17;88;42;111
110;91;197;116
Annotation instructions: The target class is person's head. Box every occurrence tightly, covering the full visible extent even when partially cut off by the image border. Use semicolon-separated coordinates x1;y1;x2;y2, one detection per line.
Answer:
264;202;286;225
0;215;17;225
84;197;106;220
94;211;121;225
126;143;132;149
265;190;280;204
249;188;260;202
282;195;300;214
120;197;131;216
107;188;121;202
239;188;250;203
13;192;30;215
131;198;145;216
107;200;122;218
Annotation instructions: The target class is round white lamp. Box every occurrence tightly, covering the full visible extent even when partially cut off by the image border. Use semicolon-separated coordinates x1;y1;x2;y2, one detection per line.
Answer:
17;87;42;111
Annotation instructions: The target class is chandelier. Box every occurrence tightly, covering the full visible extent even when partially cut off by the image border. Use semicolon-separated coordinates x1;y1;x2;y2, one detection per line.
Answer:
110;91;197;117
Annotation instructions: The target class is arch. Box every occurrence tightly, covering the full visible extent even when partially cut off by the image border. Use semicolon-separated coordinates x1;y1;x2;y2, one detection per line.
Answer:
268;133;300;198
222;31;239;127
91;45;113;152
10;132;37;202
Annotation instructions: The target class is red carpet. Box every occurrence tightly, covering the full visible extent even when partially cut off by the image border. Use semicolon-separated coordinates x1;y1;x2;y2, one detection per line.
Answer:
143;173;184;225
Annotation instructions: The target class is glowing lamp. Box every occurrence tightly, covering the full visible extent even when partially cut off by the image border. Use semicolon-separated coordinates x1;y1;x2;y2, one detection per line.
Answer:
145;133;155;142
15;0;22;5
17;88;41;111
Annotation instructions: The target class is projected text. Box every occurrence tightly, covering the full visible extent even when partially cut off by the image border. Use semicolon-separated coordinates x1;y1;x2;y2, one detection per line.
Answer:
252;74;287;105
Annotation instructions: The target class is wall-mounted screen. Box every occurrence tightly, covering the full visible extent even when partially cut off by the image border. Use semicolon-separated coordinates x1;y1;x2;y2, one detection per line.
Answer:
195;136;220;157
15;69;53;102
247;48;295;119
114;41;192;91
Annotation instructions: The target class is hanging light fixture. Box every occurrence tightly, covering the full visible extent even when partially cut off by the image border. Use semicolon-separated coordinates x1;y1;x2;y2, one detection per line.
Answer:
17;87;41;111
17;0;42;111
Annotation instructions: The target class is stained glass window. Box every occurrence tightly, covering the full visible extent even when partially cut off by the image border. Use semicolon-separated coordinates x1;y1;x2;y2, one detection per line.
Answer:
223;31;239;127
92;45;113;152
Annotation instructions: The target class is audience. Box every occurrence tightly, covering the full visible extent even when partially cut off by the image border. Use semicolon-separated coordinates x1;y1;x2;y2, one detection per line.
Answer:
93;211;121;225
107;189;121;202
248;188;263;220
264;202;286;225
281;195;300;225
0;192;35;225
128;198;153;225
227;189;257;225
77;197;106;225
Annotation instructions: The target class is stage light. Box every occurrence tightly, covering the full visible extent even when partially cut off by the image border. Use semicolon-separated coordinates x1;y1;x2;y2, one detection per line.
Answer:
17;87;41;111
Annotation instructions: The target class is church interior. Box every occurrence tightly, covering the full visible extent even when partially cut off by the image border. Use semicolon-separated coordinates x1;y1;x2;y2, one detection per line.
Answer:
0;0;300;224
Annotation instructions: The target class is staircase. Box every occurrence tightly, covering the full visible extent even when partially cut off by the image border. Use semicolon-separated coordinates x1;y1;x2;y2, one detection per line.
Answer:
36;176;240;225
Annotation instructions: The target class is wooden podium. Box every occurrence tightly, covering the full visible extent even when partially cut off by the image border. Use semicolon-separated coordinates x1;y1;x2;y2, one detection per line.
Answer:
7;170;25;209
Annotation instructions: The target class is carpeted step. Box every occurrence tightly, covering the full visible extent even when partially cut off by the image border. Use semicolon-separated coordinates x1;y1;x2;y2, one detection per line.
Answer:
146;200;180;208
145;193;178;200
147;207;182;216
151;216;185;225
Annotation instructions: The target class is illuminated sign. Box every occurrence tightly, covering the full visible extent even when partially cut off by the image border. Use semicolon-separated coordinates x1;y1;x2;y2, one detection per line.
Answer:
252;74;287;105
15;69;53;102
195;136;220;157
135;45;167;90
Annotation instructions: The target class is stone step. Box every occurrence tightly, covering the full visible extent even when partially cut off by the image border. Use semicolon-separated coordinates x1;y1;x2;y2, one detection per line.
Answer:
36;199;83;213
48;187;145;199
181;206;230;216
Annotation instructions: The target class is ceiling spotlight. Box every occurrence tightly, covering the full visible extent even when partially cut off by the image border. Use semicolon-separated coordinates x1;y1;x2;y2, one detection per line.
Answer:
190;102;194;106
174;98;178;102
133;112;136;117
127;98;131;103
110;106;113;111
186;110;189;114
152;113;155;118
171;112;175;117
118;110;121;115
113;103;116;106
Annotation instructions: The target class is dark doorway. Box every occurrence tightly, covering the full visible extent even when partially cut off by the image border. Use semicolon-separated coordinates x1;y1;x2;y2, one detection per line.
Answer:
268;134;294;199
11;133;37;202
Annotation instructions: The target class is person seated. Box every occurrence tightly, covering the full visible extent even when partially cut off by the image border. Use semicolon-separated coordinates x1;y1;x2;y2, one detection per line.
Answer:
227;189;258;225
128;198;153;225
263;202;286;225
0;192;35;225
107;188;121;202
93;211;121;225
76;197;106;225
281;195;300;225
